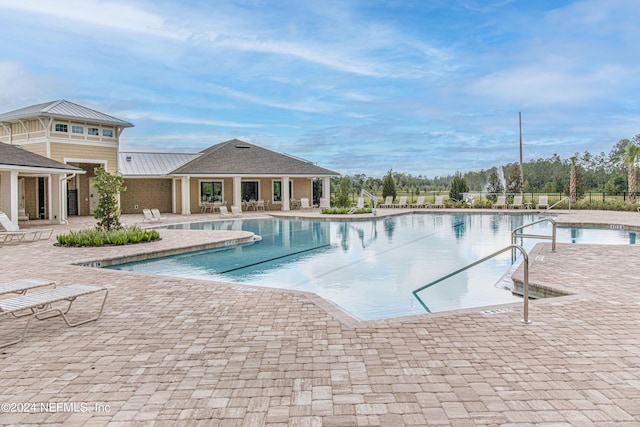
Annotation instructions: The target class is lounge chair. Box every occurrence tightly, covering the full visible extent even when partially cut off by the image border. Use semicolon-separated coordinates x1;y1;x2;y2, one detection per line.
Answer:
536;195;549;210
142;208;158;222
393;196;408;208
1;278;56;297
151;209;165;221
0;211;52;242
509;195;524;209
429;195;444;208
319;198;330;209
412;196;426;208
219;206;233;217
0;284;108;348
230;206;244;216
492;195;507;209
300;198;313;210
379;196;394;208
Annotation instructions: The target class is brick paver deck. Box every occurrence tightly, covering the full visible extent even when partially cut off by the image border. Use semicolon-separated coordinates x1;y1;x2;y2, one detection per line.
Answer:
1;209;639;426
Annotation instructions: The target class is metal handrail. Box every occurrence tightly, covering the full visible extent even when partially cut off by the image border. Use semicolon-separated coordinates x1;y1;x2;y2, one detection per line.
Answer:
412;244;531;324
360;189;378;215
511;217;557;252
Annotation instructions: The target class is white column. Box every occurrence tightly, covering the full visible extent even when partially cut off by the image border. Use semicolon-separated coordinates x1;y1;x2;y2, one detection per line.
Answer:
321;176;331;208
181;176;191;215
233;176;242;208
281;176;290;211
171;178;177;213
0;171;19;226
49;173;62;224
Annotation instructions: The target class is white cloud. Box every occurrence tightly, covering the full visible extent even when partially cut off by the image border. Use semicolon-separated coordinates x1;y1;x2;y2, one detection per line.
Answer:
124;111;261;128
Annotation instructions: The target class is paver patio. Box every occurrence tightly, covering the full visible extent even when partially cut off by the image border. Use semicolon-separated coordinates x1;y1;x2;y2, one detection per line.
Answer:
0;209;639;426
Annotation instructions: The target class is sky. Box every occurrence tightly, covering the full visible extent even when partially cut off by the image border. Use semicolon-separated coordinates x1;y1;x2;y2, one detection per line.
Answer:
1;0;639;178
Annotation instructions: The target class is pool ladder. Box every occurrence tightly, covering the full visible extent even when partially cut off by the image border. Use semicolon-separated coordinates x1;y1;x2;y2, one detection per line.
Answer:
412;217;558;324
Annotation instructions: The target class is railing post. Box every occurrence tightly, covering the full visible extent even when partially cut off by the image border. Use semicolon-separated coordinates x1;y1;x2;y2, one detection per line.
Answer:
522;248;530;324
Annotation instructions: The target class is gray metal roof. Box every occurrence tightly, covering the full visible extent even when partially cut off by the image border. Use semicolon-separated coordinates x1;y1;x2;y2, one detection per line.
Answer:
0;100;134;128
0;142;83;172
172;139;339;176
119;152;202;176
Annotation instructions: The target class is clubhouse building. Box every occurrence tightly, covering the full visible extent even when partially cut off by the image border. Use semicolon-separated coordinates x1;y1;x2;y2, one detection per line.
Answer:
0;100;338;226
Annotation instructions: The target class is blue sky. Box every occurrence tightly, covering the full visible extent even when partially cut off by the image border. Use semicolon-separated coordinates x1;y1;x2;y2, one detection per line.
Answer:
1;0;638;177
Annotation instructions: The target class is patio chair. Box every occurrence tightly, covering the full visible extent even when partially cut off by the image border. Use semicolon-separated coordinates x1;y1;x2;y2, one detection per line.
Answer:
151;209;165;221
219;206;233;217
0;284;108;348
300;198;313;210
0;211;52;242
536;195;549;210
393;196;408;208
429;195;444;208
142;208;158;222
412;196;426;208
492;195;507;209
255;200;266;211
509;195;524;209
379;196;394;208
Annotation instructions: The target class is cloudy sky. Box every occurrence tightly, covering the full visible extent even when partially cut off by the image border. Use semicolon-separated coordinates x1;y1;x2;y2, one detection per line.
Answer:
1;0;638;177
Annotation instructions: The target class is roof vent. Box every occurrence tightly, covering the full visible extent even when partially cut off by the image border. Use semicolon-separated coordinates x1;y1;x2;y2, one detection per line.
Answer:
235;144;251;149
125;155;132;161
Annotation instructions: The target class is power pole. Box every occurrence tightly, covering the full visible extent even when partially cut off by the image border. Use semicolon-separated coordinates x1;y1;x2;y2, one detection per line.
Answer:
519;112;524;197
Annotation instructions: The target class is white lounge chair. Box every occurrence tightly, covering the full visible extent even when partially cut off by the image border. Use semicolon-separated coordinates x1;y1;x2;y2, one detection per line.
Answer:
0;211;52;242
394;196;408;208
492;195;507;209
219;206;232;217
536;195;549;210
379;196;394;208
142;208;158;222
429;195;444;208
509;195;524;209
412;196;426;208
0;284;108;348
300;198;313;210
151;209;165;221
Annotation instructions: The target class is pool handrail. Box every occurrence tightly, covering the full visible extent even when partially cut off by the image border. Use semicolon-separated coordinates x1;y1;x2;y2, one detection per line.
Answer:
539;196;570;215
511;217;557;253
412;244;531;324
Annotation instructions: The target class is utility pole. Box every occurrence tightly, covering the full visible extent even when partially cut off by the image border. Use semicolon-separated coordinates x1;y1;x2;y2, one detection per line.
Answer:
519;112;524;198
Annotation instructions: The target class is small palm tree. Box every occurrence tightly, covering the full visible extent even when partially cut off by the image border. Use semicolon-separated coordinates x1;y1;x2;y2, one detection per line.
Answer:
569;156;577;204
624;144;640;203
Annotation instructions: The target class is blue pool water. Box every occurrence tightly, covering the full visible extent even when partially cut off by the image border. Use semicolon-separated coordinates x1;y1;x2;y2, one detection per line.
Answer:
109;214;638;320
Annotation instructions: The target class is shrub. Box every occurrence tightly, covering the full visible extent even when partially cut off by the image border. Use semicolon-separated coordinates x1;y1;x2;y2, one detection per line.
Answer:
56;226;160;247
321;207;373;214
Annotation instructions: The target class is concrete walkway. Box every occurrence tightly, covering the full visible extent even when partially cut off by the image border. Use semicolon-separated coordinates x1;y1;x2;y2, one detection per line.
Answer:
0;209;639;426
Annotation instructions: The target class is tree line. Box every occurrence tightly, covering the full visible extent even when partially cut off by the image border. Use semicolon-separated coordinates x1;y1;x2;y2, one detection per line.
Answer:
332;135;640;202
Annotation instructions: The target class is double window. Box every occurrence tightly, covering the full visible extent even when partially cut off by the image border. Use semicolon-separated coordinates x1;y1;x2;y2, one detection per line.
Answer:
241;181;259;201
272;180;293;203
88;127;99;136
200;181;223;203
72;125;84;134
54;123;68;132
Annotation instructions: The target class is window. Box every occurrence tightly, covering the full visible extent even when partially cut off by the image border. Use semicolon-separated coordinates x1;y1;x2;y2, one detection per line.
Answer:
88;127;99;136
273;181;282;202
241;181;259;201
102;128;114;138
71;125;84;134
54;123;68;132
272;180;293;203
200;181;223;202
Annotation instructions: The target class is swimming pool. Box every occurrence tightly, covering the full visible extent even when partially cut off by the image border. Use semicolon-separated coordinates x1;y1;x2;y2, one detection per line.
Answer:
108;213;638;320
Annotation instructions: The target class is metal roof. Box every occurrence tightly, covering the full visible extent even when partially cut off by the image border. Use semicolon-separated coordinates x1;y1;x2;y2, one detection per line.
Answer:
119;152;202;176
172;139;339;176
0;142;83;172
0;100;134;128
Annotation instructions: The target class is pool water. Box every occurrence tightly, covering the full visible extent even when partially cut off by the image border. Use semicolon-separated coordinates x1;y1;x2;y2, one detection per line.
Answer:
109;214;638;320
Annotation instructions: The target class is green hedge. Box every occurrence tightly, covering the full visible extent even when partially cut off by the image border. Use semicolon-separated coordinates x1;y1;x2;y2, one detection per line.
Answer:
56;226;160;247
321;207;373;214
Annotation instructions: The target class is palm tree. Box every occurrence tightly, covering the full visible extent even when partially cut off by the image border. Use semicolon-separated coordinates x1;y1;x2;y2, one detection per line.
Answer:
569;156;577;204
624;144;640;203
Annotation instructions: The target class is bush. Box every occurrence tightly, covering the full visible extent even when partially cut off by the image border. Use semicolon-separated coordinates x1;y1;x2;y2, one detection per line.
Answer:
321;207;373;214
56;226;160;247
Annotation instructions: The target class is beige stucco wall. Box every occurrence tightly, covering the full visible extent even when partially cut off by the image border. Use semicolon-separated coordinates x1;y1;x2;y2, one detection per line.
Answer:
121;178;173;214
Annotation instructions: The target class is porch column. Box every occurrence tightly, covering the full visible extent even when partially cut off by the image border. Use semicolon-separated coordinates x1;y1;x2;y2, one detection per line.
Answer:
49;173;63;224
281;176;290;211
232;176;242;208
0;170;19;226
321;176;331;208
181;176;191;215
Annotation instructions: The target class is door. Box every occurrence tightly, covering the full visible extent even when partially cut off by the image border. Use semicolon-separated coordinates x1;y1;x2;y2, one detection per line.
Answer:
88;178;99;214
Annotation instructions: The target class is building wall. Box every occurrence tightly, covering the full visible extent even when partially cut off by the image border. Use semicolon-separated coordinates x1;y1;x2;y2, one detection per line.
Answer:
50;142;118;173
121;178;173;214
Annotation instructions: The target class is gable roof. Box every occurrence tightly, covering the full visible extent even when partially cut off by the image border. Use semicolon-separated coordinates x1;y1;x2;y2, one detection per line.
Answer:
0;100;134;128
171;139;339;176
119;152;202;176
0;142;83;172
